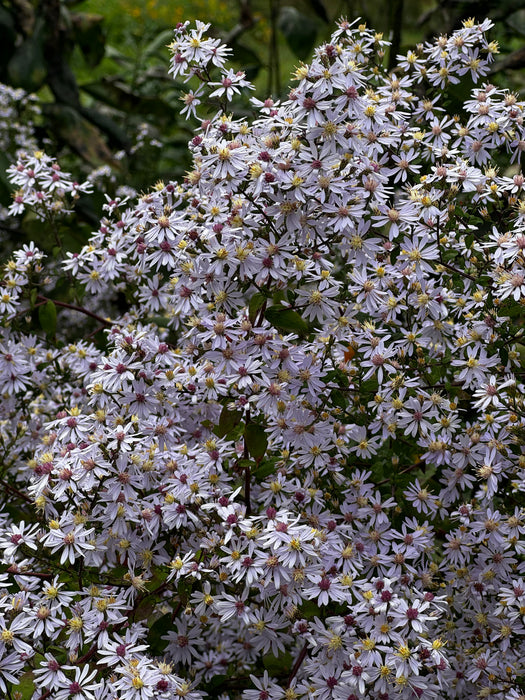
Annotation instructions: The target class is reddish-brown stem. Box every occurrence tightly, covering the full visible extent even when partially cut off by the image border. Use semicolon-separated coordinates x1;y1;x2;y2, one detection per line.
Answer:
0;477;32;503
75;643;99;665
244;408;252;515
36;295;112;326
6;566;51;579
288;642;308;686
376;461;424;486
436;260;478;282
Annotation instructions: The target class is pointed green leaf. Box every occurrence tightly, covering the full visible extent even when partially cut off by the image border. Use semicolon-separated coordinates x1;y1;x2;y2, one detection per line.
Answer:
252;456;278;481
214;405;243;438
248;292;266;324
330;389;347;411
265;305;308;335
148;614;173;655
263;651;293;675
81;79;173;120
143;29;174;57
16;670;35;699
244;423;268;460
278;6;318;60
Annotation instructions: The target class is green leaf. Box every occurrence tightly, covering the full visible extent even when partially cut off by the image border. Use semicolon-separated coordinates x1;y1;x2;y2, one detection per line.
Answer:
278;6;318;60
325;367;349;386
263;651;293;675
244;423;268;460
57;220;92;253
389;245;400;264
72;12;106;68
144;29;174;57
149;316;171;328
134;596;156;622
231;41;262;80
299;599;322;618
203;674;229;693
214;405;243;438
272;289;286;305
418;463;437;486
248;292;266;324
253;456;278;481
16;670;35;699
265;305;308;335
148;613;173;655
465;232;475;249
7;19;46;92
38;300;57;338
81;79;173;120
330;389;347;411
80;105;130;150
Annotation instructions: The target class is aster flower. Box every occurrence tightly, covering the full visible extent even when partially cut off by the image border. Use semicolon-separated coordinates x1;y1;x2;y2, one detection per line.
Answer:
55;666;100;700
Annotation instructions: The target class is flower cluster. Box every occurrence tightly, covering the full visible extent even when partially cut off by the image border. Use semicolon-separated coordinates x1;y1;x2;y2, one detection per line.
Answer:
6;151;92;220
0;83;42;223
0;84;40;161
0;16;524;700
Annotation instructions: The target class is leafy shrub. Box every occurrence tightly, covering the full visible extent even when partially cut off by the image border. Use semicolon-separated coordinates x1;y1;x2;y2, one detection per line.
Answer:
0;16;524;700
